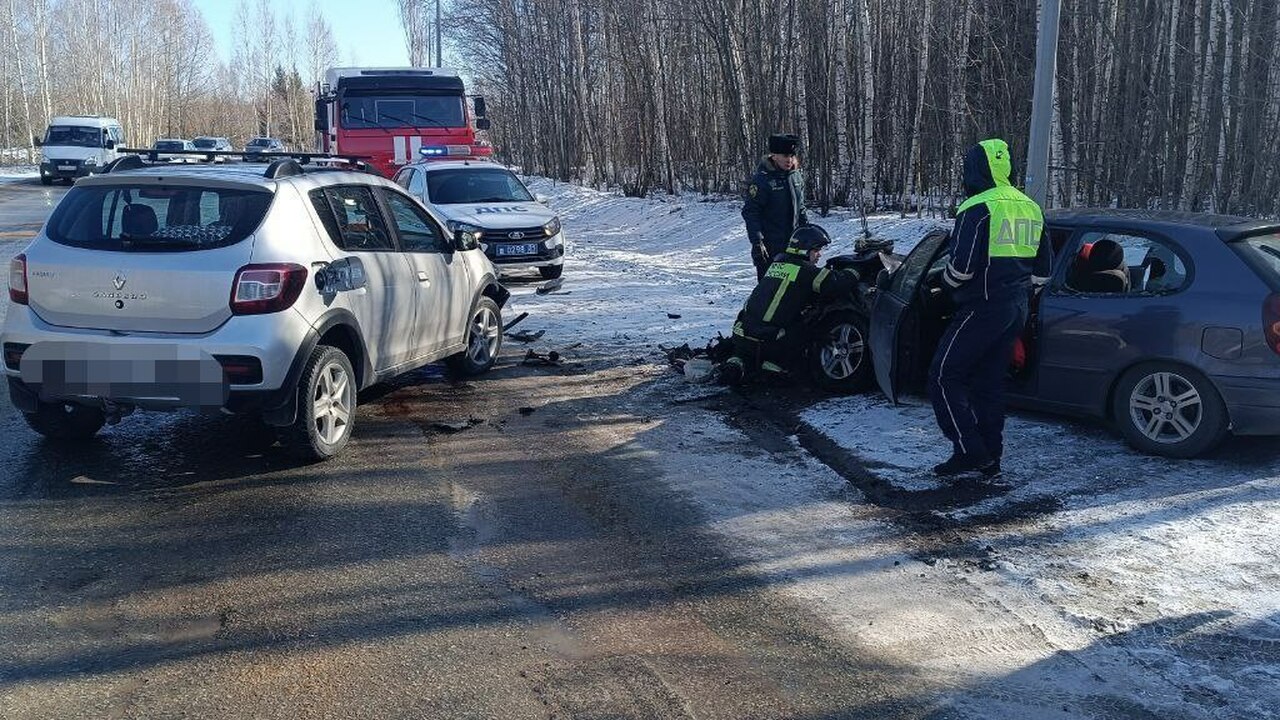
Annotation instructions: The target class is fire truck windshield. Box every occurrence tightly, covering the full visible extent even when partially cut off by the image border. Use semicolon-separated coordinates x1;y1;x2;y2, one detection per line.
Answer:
340;95;465;130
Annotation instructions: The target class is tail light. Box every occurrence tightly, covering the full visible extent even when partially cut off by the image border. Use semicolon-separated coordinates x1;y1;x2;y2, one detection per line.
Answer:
9;254;28;305
230;263;307;315
1264;294;1280;357
3;342;28;371
215;355;264;384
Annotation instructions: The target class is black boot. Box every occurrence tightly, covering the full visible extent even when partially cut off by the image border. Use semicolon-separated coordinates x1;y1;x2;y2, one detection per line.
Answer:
933;452;992;478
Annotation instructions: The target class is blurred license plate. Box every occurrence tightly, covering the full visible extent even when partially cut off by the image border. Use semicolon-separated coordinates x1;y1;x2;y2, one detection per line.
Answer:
496;243;538;257
58;165;76;171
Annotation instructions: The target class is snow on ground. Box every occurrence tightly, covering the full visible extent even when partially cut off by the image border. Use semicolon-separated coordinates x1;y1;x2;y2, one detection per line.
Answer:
505;177;943;358
516;176;1280;717
0;166;37;182
803;394;1280;715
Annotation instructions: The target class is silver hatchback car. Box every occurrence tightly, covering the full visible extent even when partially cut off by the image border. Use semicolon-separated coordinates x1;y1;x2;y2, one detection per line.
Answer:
3;157;508;460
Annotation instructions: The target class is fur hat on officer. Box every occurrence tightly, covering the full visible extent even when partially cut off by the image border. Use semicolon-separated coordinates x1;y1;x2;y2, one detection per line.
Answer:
768;133;801;155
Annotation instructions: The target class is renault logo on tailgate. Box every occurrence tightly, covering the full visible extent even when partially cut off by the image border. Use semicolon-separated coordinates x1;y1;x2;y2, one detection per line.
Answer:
113;272;127;290
508;231;526;240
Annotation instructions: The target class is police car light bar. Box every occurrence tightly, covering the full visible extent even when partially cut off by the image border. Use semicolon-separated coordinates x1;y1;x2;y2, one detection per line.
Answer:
419;145;479;158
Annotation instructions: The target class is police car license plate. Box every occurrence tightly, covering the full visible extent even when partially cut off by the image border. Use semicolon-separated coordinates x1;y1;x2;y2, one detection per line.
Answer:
496;243;538;257
58;165;76;171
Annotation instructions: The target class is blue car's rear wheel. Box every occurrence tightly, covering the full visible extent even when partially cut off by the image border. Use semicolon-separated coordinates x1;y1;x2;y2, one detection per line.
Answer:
1113;363;1227;458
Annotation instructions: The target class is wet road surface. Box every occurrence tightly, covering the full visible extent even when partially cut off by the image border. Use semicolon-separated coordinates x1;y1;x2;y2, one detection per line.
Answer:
0;179;925;718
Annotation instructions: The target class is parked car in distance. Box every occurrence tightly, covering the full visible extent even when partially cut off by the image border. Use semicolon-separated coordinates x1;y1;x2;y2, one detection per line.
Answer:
37;115;125;184
393;159;565;279
152;138;198;163
3;159;509;461
242;137;286;161
867;209;1280;458
192;136;234;161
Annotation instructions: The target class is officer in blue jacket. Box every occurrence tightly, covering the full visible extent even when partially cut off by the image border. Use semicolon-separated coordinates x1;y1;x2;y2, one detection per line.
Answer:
742;133;808;280
930;139;1053;478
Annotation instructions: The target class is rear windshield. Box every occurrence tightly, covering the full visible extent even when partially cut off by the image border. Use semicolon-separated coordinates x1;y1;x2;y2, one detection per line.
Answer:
155;140;185;151
192;138;218;149
45;184;273;252
247;138;272;147
1231;232;1280;292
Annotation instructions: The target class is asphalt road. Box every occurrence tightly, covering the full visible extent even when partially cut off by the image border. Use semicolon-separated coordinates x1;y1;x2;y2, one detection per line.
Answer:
0;178;927;719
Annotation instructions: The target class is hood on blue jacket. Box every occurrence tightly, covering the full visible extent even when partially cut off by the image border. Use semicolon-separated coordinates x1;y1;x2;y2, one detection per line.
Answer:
962;138;1014;197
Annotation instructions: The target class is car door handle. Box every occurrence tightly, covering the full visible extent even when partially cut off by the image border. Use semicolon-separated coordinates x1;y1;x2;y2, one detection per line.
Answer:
417;271;430;283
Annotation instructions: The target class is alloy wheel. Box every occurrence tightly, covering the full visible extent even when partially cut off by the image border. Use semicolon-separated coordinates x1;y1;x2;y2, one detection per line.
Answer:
1128;371;1203;444
820;323;866;380
311;361;353;446
467;305;501;365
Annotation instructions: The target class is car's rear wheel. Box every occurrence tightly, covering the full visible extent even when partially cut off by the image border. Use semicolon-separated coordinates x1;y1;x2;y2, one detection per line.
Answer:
281;345;356;462
24;401;105;441
447;297;502;376
1112;362;1228;458
539;265;563;280
807;311;874;393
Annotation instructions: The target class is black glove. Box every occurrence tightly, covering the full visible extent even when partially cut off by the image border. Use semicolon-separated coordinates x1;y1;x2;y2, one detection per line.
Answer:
752;242;769;264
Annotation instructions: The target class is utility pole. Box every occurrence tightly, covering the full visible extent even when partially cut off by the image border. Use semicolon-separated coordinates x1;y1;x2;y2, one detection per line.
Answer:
1025;0;1062;207
435;0;442;67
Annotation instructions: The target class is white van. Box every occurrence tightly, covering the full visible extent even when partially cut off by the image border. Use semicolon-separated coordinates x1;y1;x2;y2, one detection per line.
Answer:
37;116;125;185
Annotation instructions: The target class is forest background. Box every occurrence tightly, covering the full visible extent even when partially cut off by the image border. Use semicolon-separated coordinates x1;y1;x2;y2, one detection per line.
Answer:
3;0;1276;216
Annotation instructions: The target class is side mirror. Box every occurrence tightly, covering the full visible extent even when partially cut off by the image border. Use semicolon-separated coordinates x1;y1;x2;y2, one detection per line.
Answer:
535;194;549;205
314;99;329;132
105;139;116;150
875;269;891;291
454;231;479;252
473;96;487;117
474;117;492;131
32;135;42;147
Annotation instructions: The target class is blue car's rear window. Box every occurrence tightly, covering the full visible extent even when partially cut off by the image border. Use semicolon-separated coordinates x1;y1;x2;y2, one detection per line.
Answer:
1231;233;1280;292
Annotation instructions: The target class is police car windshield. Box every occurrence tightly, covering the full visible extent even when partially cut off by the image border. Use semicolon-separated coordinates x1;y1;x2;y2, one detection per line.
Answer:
426;169;533;205
45;126;104;148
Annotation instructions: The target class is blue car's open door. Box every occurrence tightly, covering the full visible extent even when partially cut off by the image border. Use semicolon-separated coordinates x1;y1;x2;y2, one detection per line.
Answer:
869;230;951;404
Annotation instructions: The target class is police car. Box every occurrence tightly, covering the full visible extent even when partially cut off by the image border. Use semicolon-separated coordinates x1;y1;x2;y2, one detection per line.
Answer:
392;159;564;279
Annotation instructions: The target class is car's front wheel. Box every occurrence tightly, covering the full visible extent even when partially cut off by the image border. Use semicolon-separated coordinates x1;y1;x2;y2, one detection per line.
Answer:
807;311;874;393
1112;362;1228;458
281;345;357;462
447;297;502;376
24;401;105;441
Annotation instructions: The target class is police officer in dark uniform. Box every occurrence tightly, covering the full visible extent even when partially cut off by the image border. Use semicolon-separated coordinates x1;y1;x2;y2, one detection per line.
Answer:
722;225;856;384
929;138;1053;478
742;133;808;280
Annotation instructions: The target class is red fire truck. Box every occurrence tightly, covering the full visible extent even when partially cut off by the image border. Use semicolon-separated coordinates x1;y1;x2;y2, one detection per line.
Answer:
314;67;491;177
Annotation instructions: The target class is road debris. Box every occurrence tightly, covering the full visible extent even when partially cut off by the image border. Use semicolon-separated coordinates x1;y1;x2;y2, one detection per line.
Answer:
431;418;486;434
522;349;561;367
535;277;564;295
502;311;530;331
507;329;546;343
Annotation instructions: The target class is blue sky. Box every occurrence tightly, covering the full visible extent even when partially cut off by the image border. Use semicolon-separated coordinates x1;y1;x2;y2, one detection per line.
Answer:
192;0;411;68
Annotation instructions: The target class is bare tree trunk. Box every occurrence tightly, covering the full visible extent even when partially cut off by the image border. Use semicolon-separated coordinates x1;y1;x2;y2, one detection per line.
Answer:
901;0;931;217
8;0;36;162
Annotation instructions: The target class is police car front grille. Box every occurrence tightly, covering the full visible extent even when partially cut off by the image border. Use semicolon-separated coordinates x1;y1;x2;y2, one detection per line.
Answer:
481;227;546;243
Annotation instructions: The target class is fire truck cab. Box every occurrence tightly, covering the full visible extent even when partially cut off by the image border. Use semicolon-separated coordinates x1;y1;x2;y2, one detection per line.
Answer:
314;67;491;178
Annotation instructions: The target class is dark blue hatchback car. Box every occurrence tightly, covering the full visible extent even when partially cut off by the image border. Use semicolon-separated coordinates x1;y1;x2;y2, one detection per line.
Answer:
870;209;1280;458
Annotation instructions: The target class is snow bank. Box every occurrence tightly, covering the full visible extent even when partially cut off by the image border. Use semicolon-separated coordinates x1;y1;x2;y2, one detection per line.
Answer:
505;177;945;356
